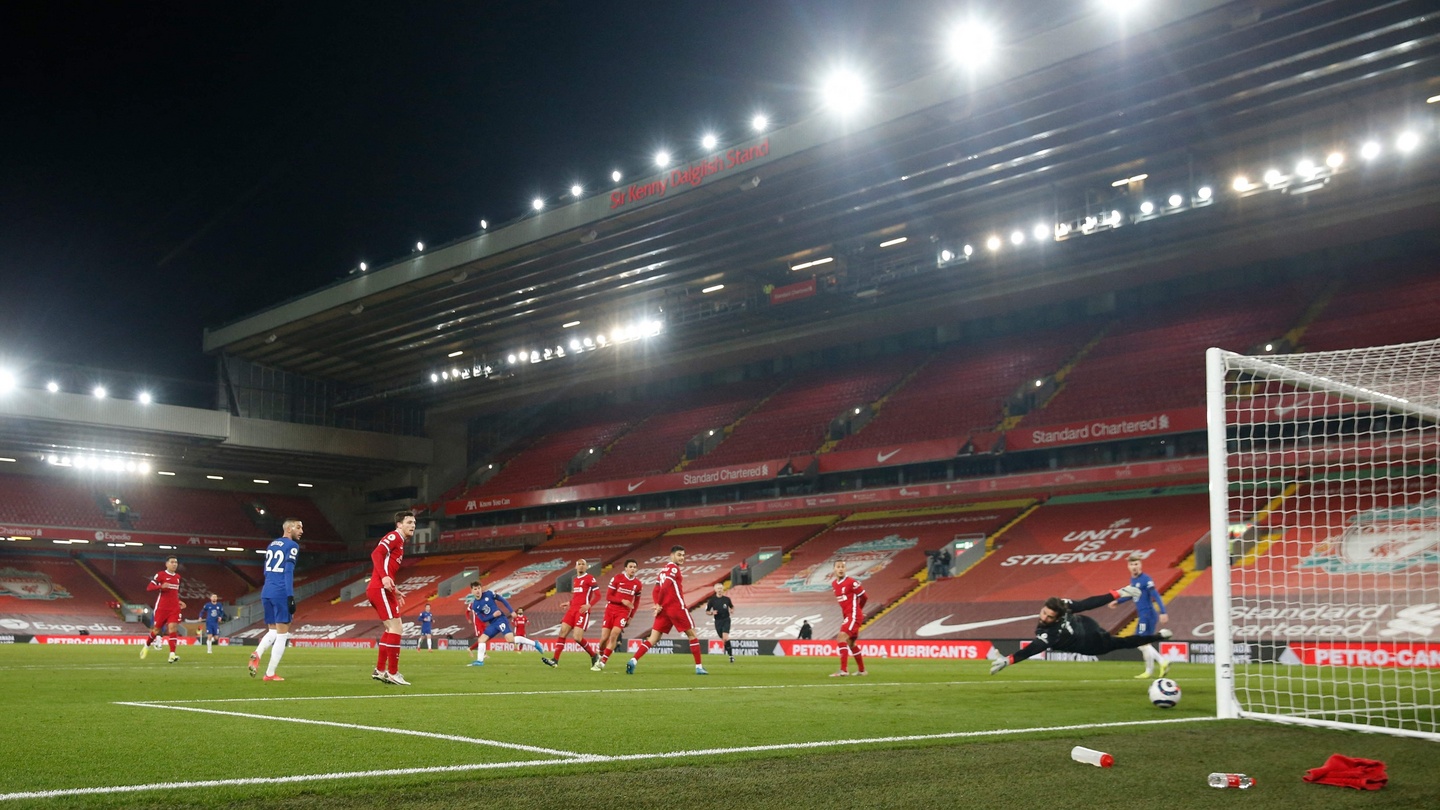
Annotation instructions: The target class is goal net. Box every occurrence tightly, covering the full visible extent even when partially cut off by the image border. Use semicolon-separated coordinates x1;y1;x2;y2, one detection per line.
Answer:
1206;339;1440;740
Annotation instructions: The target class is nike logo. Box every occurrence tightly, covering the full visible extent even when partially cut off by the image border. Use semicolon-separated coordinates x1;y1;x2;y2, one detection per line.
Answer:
627;481;645;492
876;449;901;463
915;613;1034;637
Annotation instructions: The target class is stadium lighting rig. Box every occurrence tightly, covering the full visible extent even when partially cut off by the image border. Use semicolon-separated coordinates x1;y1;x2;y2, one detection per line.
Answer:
932;116;1433;271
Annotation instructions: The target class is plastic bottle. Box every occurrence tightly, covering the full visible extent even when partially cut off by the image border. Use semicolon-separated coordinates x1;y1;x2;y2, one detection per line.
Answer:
1208;773;1255;789
1070;746;1114;768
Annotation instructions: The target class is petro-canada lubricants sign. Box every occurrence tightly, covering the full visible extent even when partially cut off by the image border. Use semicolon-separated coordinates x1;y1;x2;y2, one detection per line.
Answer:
610;139;769;210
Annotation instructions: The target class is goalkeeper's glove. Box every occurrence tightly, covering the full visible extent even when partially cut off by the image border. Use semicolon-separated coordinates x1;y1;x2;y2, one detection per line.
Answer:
287;595;297;615
989;657;1010;675
1114;585;1141;601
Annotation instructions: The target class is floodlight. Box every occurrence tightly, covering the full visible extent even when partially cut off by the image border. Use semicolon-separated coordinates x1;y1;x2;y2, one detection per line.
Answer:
702;284;725;293
1197;185;1213;201
0;370;15;395
611;170;622;183
1263;168;1283;185
963;244;974;257
93;386;107;399
358;262;367;271
939;249;954;262
570;339;581;350
138;391;152;405
821;69;865;115
701;133;718;150
751;114;768;132
1109;210;1123;225
878;237;907;248
1232;175;1250;191
430;373;439;382
415;241;424;251
1140;201;1154;215
570;184;583;197
532;198;545;211
1296;159;1318;179
1033;223;1049;240
948;20;998;69
654;150;672;168
1360;141;1381;160
1325;152;1344;169
1397;131;1420;153
1168;194;1182;207
1009;230;1024;246
46;381;59;393
986;235;1001;251
479;220;488;230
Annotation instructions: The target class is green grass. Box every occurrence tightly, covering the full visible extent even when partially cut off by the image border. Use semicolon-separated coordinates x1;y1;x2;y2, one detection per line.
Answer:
0;645;1435;808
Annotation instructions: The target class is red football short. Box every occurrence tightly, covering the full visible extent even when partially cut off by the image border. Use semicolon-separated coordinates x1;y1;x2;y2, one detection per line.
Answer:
367;587;400;622
152;606;181;628
649;603;694;635
601;604;631;631
561;606;590;631
840;615;862;639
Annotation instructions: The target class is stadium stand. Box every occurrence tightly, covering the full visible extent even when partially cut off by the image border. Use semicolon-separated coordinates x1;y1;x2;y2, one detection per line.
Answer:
1298;265;1440;351
725;504;1025;639
463;405;651;495
0;473;346;548
565;379;777;483
698;355;924;467
0;553;127;633
1029;290;1312;426
102;557;256;607
862;490;1209;640
834;328;1091;451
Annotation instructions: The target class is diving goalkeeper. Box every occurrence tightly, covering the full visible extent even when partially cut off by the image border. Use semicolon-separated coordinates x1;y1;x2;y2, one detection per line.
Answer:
989;586;1173;674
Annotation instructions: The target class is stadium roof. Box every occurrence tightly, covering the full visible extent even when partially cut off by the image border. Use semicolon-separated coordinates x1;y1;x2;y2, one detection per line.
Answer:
206;0;1440;414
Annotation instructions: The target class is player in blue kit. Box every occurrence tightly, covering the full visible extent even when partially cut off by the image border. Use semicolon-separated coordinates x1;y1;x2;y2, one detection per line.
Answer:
249;519;302;682
418;605;434;650
198;593;228;654
464;580;552;667
1109;551;1170;678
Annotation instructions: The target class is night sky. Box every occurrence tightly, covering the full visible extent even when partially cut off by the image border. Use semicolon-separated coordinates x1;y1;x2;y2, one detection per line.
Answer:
2;2;1068;397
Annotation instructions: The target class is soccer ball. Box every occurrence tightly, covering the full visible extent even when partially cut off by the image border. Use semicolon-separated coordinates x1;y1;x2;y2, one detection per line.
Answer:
1149;678;1181;708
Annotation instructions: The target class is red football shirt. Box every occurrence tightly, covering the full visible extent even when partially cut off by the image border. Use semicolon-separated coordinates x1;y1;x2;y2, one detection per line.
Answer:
832;576;868;619
568;572;598;610
370;530;405;585
607;572;643;617
654;561;684;608
148;570;181;611
513;614;528;636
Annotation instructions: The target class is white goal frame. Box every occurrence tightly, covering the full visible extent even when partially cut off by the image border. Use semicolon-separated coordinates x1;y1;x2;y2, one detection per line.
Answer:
1206;340;1440;740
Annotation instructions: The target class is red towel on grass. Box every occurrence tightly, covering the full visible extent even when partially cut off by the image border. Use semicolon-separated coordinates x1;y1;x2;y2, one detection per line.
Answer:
1302;754;1388;790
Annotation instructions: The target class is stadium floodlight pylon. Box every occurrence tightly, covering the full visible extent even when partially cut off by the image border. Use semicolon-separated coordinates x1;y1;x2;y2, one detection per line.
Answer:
1206;339;1440;740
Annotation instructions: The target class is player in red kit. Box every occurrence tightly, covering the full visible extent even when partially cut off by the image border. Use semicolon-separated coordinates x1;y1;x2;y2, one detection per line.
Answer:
830;559;868;676
142;556;186;663
550;558;600;667
592;559;641;671
367;511;415;685
512;607;528;652
626;546;707;676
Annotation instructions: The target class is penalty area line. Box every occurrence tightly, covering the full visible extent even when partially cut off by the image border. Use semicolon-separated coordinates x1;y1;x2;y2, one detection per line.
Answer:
114;701;584;758
0;716;1216;802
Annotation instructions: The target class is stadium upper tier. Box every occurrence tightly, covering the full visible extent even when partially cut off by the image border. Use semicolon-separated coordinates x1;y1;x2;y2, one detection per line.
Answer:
0;473;345;548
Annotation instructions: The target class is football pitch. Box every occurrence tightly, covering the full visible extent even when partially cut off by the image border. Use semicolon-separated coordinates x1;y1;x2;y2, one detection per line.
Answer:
0;646;1435;808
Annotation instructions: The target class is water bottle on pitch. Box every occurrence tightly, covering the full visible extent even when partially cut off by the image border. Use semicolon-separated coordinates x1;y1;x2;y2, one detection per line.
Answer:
1208;773;1254;789
1070;746;1113;768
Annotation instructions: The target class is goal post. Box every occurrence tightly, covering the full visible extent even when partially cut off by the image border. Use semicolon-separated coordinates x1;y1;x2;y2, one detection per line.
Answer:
1206;339;1440;740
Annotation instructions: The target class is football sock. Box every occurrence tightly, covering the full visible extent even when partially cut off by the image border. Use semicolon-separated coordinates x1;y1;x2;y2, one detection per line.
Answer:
513;635;536;647
850;643;865;673
579;639;597;657
167;634;177;653
146;632;157;645
839;646;850;672
632;639;653;661
256;629;277;658
266;634;288;676
476;640;487;663
379;632;401;673
600;648;612;664
689;639;702;664
552;643;564;663
724;640;732;656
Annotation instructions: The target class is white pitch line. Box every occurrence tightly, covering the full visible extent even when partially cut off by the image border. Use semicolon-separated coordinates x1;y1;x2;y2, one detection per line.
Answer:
114;701;584;758
0;716;1217;802
125;677;1133;705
